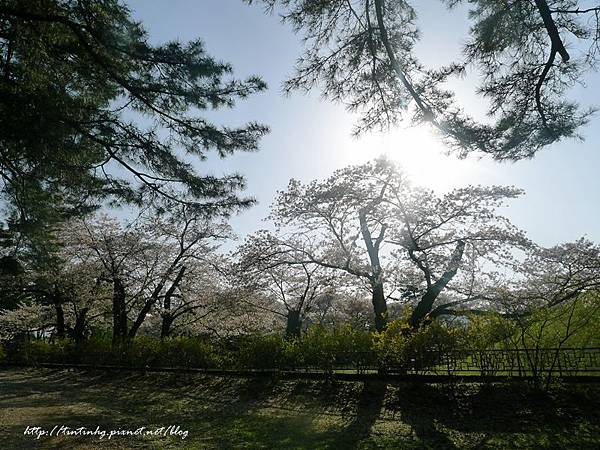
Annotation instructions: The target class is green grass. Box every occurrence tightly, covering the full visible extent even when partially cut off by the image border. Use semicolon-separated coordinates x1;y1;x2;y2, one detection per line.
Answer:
0;368;599;449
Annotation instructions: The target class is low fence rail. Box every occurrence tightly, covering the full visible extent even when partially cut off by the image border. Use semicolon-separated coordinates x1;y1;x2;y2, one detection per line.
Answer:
4;347;600;380
287;347;600;377
434;347;600;376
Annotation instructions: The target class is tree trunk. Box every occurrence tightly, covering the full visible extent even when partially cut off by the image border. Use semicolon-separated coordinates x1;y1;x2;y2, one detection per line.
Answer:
285;309;302;338
160;280;174;338
128;300;152;339
159;267;185;339
410;289;439;328
358;208;388;333
72;307;89;344
112;278;127;345
371;280;387;332
130;266;186;339
53;300;66;339
410;240;465;328
160;314;174;338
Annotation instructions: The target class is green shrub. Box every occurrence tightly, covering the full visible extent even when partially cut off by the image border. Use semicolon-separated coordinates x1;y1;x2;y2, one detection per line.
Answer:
464;313;518;352
373;319;465;373
515;294;600;349
77;335;114;365
126;336;162;367
295;324;374;372
296;325;336;371
231;334;285;370
22;338;76;365
156;337;220;368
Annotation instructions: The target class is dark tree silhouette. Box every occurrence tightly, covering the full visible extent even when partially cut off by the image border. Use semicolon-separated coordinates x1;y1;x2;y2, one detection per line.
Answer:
249;0;597;158
0;0;267;241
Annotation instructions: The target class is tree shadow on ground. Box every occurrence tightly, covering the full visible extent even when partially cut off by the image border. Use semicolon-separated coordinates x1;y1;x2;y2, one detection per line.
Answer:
384;382;460;450
2;369;600;450
338;381;387;448
384;381;600;450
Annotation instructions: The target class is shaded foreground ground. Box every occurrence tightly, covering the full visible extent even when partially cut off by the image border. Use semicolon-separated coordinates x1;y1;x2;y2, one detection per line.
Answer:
0;368;599;449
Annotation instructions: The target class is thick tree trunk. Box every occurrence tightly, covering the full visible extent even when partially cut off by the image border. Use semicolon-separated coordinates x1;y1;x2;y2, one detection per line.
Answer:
285;309;302;338
130;266;186;339
160;280;174;338
358;208;388;333
371;280;387;332
410;290;439;328
53;301;66;339
72;307;89;344
112;278;127;345
160;314;174;338
410;240;465;328
159;267;185;339
128;301;152;339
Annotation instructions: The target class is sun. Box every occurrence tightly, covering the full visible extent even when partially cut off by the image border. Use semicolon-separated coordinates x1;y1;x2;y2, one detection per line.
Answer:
342;125;479;192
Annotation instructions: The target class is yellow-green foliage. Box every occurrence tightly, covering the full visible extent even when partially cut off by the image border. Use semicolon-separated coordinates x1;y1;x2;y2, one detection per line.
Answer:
515;293;600;349
465;313;519;351
118;336;220;368
77;335;113;365
373;319;466;371
23;338;76;364
460;292;600;351
156;337;220;368
233;334;286;370
0;342;5;361
11;296;598;373
293;324;374;371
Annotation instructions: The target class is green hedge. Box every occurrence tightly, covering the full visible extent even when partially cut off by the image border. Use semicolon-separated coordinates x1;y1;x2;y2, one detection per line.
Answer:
5;325;372;370
5;321;467;372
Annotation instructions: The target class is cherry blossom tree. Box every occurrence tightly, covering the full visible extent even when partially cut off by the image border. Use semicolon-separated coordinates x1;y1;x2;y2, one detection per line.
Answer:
58;205;232;344
128;205;233;339
235;231;336;337
156;255;233;338
269;159;406;331
269;158;528;330
386;184;529;326
0;302;53;340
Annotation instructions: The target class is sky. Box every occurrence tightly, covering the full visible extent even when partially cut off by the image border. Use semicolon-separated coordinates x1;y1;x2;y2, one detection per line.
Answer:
125;0;600;248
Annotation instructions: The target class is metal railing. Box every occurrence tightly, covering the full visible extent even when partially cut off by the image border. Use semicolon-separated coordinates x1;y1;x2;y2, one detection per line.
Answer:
288;347;600;377
6;344;600;379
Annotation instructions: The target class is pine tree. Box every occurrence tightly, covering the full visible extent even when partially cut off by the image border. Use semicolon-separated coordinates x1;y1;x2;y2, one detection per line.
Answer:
249;0;598;159
0;0;268;237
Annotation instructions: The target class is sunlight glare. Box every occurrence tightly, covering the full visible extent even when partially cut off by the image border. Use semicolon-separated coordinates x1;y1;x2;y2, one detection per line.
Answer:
342;125;481;192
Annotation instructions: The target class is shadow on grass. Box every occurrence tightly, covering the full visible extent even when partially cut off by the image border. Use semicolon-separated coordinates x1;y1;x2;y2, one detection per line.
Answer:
384;381;600;450
340;381;387;448
1;369;600;449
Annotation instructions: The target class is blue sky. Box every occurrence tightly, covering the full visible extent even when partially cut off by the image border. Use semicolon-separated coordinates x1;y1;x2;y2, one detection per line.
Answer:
125;0;600;247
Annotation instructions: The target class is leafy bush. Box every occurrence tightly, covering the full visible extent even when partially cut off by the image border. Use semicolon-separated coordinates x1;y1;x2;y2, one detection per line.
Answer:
6;325;374;372
230;334;286;370
294;324;374;372
76;335;114;365
125;336;162;367
22;338;76;365
514;294;600;349
155;337;220;369
373;319;465;373
464;314;518;352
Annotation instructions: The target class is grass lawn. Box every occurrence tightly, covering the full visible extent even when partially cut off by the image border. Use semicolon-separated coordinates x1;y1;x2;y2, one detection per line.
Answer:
0;368;599;449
